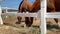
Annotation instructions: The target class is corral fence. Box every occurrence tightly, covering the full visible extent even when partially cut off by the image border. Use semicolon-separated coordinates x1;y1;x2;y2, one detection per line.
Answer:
1;0;60;34
0;0;46;34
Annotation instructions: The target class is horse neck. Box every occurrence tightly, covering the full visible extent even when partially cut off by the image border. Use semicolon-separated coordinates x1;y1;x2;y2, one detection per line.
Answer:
23;0;27;1
33;0;40;6
34;0;40;4
30;0;40;12
35;0;40;2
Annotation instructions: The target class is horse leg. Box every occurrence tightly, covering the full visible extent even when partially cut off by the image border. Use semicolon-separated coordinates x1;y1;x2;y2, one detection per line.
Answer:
57;19;60;28
29;17;33;27
54;18;60;28
16;16;22;24
25;17;29;27
16;8;22;24
25;17;33;27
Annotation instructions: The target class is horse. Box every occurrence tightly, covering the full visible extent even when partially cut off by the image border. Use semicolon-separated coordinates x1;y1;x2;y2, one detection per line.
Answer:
16;0;34;27
16;0;40;27
47;0;55;12
25;0;40;27
30;0;40;12
47;0;60;28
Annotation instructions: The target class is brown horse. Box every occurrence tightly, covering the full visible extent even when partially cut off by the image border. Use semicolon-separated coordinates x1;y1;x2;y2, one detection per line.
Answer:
25;0;40;27
47;0;55;12
54;0;60;28
47;0;60;28
16;0;40;27
16;0;34;27
47;0;60;12
30;0;40;12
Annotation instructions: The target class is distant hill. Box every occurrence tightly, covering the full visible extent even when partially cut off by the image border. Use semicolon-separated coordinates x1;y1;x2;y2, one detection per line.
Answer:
2;9;18;13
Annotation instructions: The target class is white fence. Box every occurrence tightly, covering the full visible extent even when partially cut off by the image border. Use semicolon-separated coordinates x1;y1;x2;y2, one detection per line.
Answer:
46;12;60;18
0;5;3;24
0;0;46;34
1;0;60;34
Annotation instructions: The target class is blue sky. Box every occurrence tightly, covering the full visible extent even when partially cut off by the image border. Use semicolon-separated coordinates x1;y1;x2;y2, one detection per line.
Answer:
1;0;35;9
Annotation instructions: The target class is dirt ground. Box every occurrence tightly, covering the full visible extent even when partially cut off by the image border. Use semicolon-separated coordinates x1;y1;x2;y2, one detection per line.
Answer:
46;18;60;34
0;16;40;34
0;16;60;34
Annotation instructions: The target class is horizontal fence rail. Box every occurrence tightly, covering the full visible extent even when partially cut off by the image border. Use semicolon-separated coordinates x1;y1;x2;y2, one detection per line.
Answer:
2;10;41;17
1;13;38;17
46;12;60;18
2;7;18;10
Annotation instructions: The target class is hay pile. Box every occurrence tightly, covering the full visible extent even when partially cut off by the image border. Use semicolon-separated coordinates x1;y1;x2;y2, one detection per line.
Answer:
0;25;20;34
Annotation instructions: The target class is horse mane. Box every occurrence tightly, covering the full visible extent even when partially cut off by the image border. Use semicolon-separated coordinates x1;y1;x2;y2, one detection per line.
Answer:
18;0;24;10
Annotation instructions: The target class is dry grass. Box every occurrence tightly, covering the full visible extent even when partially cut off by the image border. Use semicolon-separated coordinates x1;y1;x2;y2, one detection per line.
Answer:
46;18;60;34
0;16;40;34
1;16;60;34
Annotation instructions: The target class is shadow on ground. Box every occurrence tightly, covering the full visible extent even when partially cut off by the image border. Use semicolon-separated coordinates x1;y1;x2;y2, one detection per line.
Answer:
47;21;60;30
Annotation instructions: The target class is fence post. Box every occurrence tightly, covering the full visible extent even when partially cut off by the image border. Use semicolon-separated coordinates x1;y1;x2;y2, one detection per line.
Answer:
0;5;3;24
41;0;46;34
6;7;8;18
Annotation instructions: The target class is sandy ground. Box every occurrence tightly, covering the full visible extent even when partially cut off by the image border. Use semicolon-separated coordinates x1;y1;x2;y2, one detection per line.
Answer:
0;16;40;34
46;18;60;34
0;16;60;34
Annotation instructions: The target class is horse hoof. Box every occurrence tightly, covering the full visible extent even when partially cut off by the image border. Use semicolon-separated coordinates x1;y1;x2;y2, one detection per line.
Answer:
16;22;21;24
